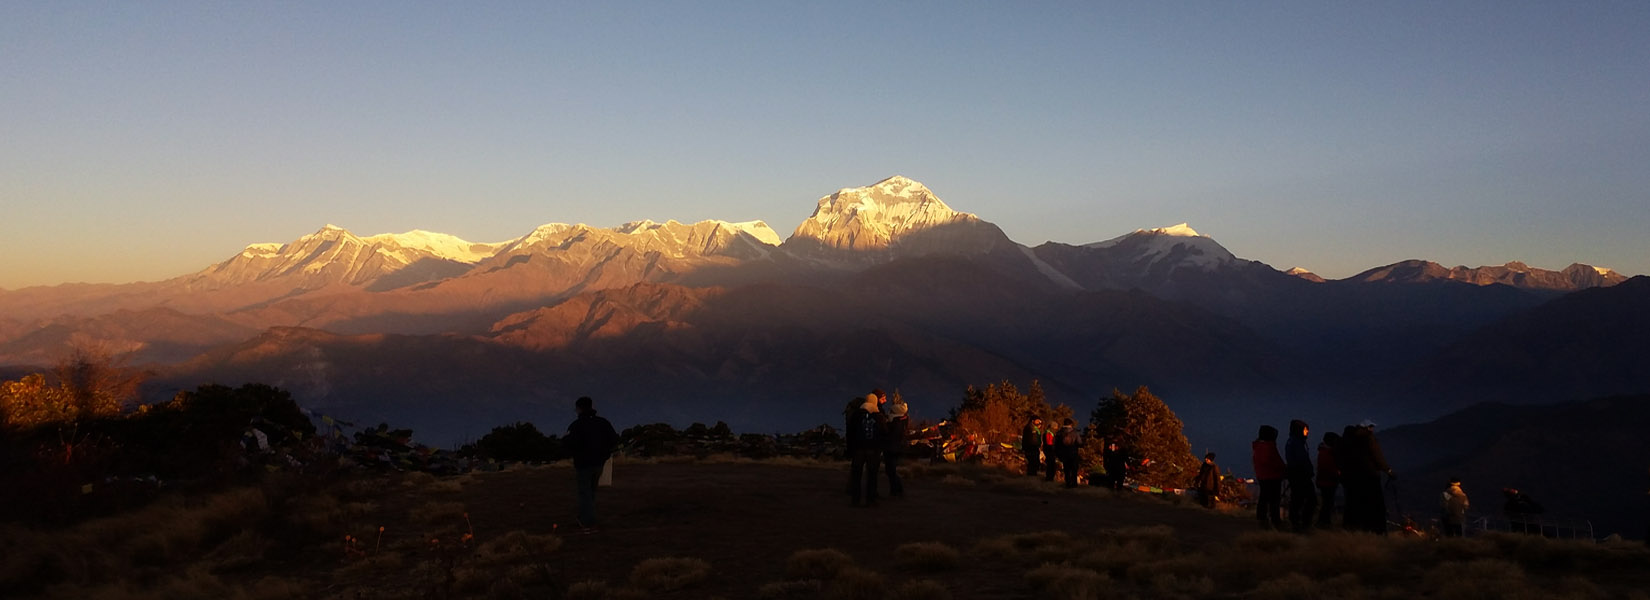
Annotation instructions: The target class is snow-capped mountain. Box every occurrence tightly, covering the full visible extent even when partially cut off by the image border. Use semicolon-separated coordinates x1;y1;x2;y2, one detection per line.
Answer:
1081;223;1237;271
190;225;513;290
1348;260;1627;292
784;175;1014;261
1285;267;1326;283
488;219;780;265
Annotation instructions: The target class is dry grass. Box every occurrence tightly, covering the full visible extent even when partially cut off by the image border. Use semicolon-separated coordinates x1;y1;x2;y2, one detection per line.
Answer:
408;500;467;525
759;579;824;599
938;474;974;487
892;579;952;600
786;548;856;580
474;530;562;565
400;471;438;488
972;530;1077;565
1025;563;1112;600
823;566;886;600
1421;558;1537;600
628;556;712;592
894;541;961;571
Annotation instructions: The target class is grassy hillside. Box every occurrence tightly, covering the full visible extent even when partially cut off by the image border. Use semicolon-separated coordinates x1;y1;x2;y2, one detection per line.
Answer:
4;458;1648;599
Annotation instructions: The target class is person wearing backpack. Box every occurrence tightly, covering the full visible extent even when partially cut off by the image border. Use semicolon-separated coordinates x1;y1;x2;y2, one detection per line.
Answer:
1021;417;1045;476
1193;452;1221;508
882;399;909;498
564;396;619;531
844;396;887;507
1052;418;1083;488
1440;477;1470;537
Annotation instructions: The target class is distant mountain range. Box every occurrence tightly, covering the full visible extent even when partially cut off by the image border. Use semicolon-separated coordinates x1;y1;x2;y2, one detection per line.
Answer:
0;176;1643;455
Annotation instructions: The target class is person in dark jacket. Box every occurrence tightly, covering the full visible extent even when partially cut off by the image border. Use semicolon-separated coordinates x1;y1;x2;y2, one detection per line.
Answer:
1021;417;1045;476
882;399;909;498
564;396;620;530
1338;421;1396;534
1052;418;1082;488
1102;442;1129;491
1502;487;1544;535
1285;419;1317;532
1252;424;1287;530
1193;452;1221;508
845;396;886;507
1316;431;1341;529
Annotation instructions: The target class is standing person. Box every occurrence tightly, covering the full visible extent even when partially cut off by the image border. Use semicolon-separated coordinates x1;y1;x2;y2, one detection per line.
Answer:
1193;452;1221;508
564;396;619;531
1316;431;1342;529
883;399;909;498
1502;487;1545;535
1339;421;1396;534
1103;442;1130;491
1021;417;1045;476
1440;477;1470;537
845;396;886;507
1285;419;1317;533
1043;425;1059;483
1053;418;1082;488
1252;425;1287;530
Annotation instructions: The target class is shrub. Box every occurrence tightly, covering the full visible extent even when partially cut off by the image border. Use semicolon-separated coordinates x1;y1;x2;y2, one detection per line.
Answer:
629;557;712;592
409;501;466;526
1422;558;1534;600
824;566;886;600
787;548;855;580
892;579;952;600
894;542;961;571
1024;563;1110;600
759;579;823;599
565;580;611;600
475;530;562;565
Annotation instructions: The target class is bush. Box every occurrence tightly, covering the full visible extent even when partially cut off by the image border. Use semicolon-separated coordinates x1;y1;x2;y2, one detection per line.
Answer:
1024;563;1109;600
824;566;886;600
464;422;561;462
787;548;855;580
894;542;961;571
629;557;711;592
892;579;952;600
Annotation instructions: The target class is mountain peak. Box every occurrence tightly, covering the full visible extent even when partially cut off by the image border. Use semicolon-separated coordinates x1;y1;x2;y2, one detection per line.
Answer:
788;176;987;254
1146;223;1202;237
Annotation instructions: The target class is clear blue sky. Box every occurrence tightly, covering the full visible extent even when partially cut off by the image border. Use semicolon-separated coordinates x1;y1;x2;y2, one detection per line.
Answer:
3;2;1646;288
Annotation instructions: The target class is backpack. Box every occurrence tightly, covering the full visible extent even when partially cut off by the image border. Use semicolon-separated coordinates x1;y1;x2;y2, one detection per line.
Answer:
1059;427;1080;448
855;410;881;444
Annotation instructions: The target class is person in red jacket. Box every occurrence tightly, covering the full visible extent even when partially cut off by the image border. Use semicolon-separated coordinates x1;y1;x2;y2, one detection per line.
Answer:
1315;431;1342;529
1252;424;1287;530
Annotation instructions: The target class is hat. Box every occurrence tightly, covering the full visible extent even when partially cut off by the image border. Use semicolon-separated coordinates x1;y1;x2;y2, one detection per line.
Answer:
887;402;908;417
1358;419;1378;428
575;396;594;410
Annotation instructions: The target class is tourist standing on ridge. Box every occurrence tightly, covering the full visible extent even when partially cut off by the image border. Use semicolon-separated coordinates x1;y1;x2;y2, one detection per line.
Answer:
1103;442;1130;491
1193;452;1221;508
1502;487;1545;535
1338;421;1396;534
1252;424;1287;530
1440;477;1470;537
883;398;909;498
563;396;619;531
1285;419;1317;532
845;396;887;507
1021;417;1045;476
1316;431;1342;529
1052;418;1083;488
1043;424;1059;483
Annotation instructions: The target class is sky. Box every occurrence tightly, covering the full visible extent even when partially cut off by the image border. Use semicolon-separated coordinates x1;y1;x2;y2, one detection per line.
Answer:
3;2;1647;289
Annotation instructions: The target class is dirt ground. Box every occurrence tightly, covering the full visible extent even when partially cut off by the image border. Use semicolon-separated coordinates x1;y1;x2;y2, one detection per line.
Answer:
448;459;1256;598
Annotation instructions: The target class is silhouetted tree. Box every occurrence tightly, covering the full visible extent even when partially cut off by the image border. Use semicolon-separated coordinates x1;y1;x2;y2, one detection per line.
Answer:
466;422;559;462
1088;386;1197;489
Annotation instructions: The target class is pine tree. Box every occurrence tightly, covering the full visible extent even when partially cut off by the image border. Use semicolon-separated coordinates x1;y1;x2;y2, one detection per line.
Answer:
1088;386;1198;489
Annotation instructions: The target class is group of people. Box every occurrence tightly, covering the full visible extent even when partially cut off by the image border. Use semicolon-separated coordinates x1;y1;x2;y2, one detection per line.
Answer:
1249;419;1397;533
843;389;911;506
1018;418;1137;491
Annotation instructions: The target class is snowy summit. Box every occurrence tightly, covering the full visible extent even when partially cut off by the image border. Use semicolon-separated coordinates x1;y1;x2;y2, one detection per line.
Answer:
789;175;981;251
